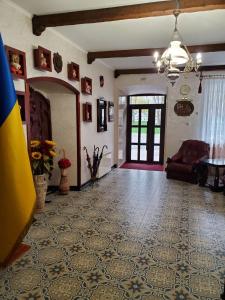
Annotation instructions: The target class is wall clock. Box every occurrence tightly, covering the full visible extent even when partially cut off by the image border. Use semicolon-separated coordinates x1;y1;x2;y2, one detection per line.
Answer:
180;84;191;95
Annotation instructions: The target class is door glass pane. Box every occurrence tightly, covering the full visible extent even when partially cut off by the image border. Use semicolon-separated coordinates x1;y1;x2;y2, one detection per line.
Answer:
154;128;160;144
140;127;147;143
140;145;147;161
141;109;148;125
132;109;139;126
131;127;138;143
130;95;165;104
154;146;160;162
131;145;138;160
155;109;161;125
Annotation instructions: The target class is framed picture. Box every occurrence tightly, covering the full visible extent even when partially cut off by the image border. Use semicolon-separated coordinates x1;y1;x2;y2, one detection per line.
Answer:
68;62;80;81
100;75;104;87
81;77;92;95
33;46;52;71
108;101;114;122
83;102;92;122
97;98;107;132
5;45;27;79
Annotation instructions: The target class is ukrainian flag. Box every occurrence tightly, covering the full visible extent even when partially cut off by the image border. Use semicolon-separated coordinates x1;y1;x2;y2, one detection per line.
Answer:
0;35;36;267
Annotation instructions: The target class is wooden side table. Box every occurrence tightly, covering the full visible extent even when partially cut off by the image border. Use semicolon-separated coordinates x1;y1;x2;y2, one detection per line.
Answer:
199;159;225;192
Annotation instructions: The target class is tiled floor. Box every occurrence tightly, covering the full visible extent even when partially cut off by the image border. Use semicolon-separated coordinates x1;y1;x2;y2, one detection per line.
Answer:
1;169;225;299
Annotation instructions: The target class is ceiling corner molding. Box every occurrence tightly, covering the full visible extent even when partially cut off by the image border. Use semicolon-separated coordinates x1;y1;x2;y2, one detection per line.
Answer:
32;0;225;36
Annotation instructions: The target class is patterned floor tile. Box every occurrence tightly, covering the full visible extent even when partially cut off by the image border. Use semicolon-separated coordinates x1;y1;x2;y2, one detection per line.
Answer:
0;169;225;299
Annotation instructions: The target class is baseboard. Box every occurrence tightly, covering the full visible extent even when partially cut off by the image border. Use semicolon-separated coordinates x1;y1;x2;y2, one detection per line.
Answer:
47;185;80;193
48;166;116;193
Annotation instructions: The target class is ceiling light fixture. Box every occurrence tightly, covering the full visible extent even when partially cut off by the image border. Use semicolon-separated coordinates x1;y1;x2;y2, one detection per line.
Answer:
153;5;202;86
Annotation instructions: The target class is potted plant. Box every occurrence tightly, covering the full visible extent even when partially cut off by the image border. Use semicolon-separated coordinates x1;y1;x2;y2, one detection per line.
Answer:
58;149;71;195
30;139;57;212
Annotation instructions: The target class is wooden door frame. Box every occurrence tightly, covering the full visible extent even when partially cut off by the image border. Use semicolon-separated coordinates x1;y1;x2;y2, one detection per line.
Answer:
126;94;166;164
25;76;81;189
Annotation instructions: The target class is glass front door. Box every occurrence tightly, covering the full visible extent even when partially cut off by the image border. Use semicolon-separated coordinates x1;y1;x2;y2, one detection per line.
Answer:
127;95;166;164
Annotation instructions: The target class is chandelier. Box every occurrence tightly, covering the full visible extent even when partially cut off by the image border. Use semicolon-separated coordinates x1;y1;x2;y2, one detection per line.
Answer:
153;9;202;86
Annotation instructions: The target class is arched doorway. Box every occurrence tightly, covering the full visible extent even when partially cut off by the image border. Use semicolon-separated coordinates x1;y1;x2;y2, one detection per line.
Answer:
25;77;81;189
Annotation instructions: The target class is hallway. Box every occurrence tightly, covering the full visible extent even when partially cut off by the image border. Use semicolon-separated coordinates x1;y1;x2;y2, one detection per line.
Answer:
1;169;225;299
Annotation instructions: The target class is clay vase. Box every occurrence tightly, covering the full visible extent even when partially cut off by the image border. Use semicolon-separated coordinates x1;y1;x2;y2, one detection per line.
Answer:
59;168;70;195
33;174;47;213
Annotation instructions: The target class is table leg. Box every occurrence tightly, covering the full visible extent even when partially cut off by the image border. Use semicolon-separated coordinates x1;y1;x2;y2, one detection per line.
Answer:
214;166;220;189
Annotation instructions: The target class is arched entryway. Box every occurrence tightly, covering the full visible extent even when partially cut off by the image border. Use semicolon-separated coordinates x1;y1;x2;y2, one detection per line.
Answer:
25;76;81;189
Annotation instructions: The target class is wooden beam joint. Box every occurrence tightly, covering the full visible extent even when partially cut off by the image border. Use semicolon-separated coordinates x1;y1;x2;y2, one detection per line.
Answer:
32;15;46;36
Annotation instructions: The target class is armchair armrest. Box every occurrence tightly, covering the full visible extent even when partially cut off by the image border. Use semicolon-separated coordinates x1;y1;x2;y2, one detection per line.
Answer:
192;155;209;171
167;152;182;163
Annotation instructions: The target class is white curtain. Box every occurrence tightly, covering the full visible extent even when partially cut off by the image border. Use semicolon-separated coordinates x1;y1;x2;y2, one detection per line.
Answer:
201;78;225;158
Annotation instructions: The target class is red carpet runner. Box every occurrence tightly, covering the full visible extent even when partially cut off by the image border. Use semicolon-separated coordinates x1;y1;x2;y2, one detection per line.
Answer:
120;162;164;171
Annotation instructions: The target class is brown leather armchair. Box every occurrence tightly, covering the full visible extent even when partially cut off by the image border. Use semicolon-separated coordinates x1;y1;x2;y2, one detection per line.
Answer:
166;140;210;184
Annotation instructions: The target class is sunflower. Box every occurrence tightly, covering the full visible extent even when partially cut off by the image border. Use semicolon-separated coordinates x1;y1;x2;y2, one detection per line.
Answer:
49;150;57;157
32;152;42;160
45;140;56;147
31;140;40;148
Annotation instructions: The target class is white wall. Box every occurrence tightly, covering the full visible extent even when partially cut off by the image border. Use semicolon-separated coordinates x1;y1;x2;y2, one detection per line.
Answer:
0;0;115;185
49;93;77;186
115;73;202;163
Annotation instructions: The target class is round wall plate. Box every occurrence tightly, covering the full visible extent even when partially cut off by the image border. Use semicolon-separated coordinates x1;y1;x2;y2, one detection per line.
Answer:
180;84;191;95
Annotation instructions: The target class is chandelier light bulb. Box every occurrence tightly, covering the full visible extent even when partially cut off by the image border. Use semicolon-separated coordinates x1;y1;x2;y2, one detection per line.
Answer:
196;53;202;64
153;51;159;61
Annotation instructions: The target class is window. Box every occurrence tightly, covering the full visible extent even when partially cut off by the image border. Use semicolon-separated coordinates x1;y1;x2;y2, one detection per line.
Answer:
201;78;225;158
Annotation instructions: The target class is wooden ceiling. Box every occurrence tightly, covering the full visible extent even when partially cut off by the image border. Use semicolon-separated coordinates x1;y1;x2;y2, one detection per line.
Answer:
32;0;225;35
28;0;225;75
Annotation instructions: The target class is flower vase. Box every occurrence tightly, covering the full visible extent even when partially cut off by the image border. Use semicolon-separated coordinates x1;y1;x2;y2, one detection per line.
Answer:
34;174;47;213
59;168;70;195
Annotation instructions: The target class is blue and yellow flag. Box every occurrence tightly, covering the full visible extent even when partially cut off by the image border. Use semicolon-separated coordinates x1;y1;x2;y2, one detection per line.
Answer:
0;35;36;266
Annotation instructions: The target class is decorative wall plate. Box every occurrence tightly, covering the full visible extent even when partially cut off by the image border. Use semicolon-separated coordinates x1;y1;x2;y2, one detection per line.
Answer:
53;52;63;73
180;84;191;95
174;100;194;116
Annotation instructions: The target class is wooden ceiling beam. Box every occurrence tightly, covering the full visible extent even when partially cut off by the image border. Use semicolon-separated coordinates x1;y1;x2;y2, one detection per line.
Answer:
32;0;225;36
88;43;225;64
114;65;225;78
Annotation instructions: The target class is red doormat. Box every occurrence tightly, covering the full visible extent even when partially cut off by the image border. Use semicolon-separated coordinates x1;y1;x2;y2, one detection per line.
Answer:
4;243;31;267
120;162;164;171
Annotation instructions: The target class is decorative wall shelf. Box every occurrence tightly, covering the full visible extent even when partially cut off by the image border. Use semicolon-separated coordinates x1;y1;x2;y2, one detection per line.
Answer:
97;98;107;132
33;46;52;71
83;102;92;122
5;45;27;79
68;62;80;81
81;77;92;95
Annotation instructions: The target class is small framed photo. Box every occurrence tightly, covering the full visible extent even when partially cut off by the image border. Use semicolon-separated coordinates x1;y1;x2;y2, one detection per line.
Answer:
100;75;104;87
5;45;27;79
33;46;52;71
108;101;114;122
81;77;92;95
83;102;92;122
68;62;80;81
